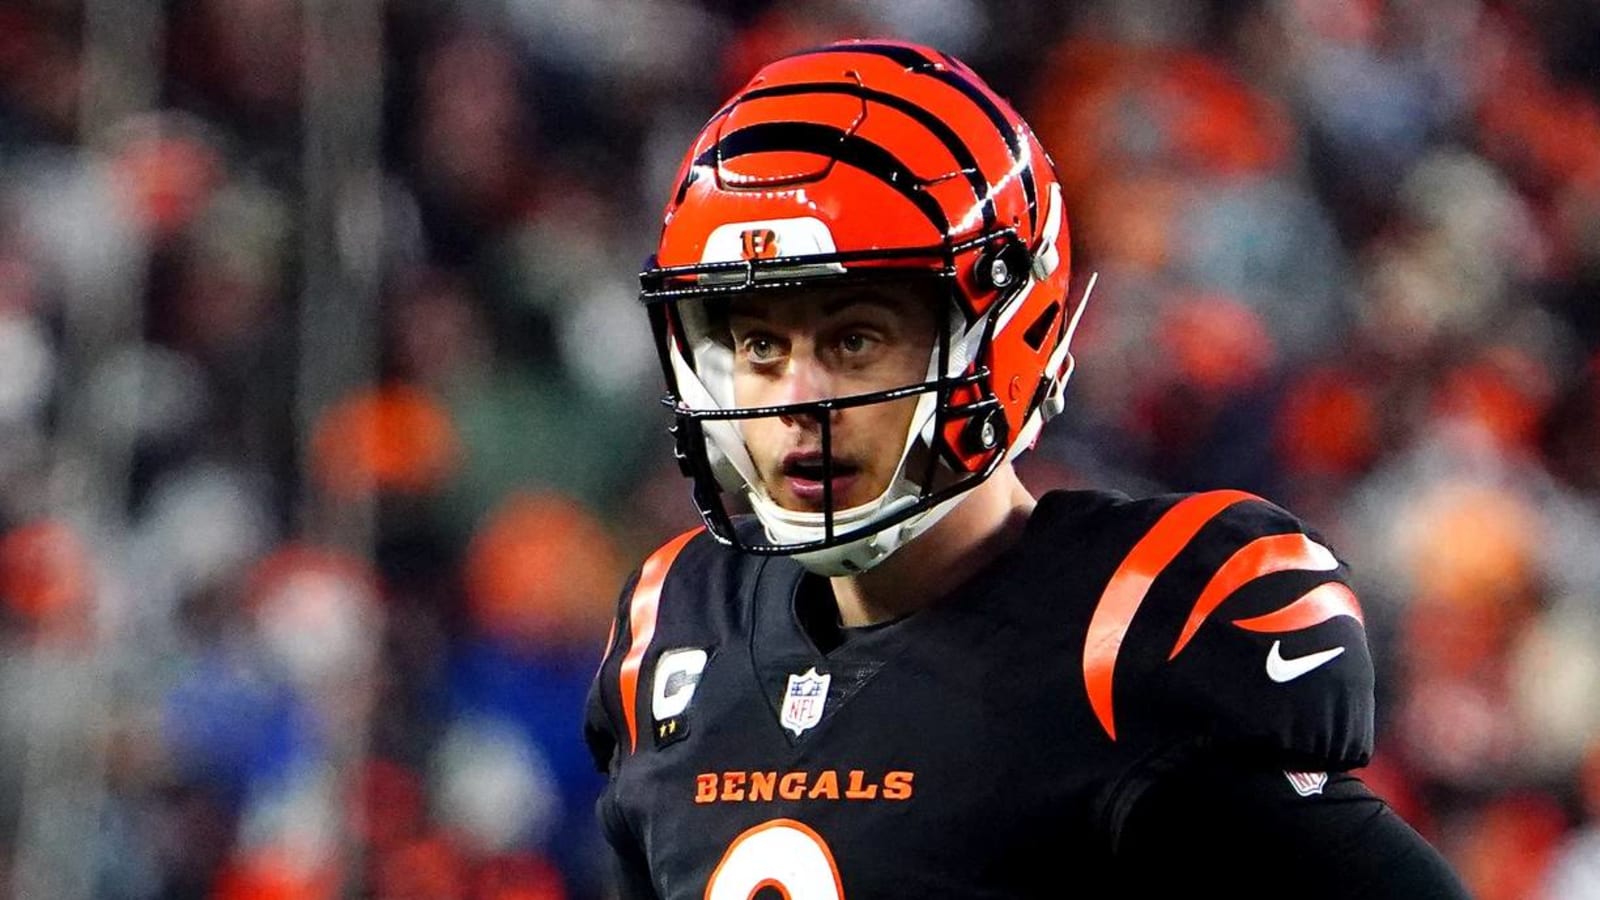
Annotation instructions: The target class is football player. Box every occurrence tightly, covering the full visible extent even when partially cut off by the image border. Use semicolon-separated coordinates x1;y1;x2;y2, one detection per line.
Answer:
585;39;1467;897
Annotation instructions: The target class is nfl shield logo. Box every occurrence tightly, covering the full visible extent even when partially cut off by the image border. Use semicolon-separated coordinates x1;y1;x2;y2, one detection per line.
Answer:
780;667;831;736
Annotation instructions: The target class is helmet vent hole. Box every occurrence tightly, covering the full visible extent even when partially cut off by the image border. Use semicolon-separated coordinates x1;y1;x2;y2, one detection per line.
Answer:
1022;301;1061;351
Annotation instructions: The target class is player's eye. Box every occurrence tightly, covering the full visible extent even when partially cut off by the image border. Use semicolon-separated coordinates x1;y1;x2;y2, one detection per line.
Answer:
739;334;784;365
839;332;870;354
831;328;884;365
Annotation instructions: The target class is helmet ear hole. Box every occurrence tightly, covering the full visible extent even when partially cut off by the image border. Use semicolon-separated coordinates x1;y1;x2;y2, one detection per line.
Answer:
972;236;1032;294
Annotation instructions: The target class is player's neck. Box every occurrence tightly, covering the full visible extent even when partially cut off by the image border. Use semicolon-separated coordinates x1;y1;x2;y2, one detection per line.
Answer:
830;464;1035;627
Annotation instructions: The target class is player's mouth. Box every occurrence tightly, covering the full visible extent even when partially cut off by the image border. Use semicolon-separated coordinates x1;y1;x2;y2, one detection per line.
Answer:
780;451;862;508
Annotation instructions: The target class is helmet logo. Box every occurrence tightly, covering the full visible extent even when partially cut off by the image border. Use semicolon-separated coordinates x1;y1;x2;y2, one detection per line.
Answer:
740;228;779;260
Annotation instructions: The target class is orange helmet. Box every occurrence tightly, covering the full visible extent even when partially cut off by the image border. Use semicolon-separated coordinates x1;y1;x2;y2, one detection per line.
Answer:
642;39;1091;574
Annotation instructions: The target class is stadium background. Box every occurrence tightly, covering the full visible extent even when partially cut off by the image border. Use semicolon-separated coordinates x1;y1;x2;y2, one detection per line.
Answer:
1;0;1598;896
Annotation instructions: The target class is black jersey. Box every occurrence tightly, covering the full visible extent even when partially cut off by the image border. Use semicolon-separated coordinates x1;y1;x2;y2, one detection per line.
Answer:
584;489;1375;898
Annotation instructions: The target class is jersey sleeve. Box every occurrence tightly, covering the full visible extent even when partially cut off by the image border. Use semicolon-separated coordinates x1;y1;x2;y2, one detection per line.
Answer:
598;765;661;900
1113;763;1468;898
1083;493;1381;858
1091;493;1374;771
583;563;665;900
1155;498;1374;769
584;526;706;775
583;569;641;775
583;529;707;899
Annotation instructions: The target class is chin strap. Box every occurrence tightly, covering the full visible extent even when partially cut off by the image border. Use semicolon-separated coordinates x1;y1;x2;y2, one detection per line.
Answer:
788;490;966;576
1043;270;1096;416
1014;271;1096;452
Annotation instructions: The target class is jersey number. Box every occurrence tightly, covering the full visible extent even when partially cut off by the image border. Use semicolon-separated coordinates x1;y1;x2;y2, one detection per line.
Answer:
705;819;844;900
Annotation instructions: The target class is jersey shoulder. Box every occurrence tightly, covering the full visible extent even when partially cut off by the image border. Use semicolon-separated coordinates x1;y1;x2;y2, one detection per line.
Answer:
1058;488;1374;770
584;526;745;773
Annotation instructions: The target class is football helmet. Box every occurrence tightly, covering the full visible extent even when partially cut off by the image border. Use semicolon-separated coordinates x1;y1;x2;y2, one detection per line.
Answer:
641;39;1092;575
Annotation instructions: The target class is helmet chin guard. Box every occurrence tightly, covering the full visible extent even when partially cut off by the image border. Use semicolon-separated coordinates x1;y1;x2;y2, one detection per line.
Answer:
642;40;1084;574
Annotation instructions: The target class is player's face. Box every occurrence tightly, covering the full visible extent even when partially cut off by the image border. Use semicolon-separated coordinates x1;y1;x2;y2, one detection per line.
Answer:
728;283;940;513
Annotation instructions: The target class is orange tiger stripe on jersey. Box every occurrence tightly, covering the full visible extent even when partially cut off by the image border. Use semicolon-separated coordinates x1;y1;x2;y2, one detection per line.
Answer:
1167;532;1339;660
618;528;702;755
1232;581;1364;633
1084;490;1259;740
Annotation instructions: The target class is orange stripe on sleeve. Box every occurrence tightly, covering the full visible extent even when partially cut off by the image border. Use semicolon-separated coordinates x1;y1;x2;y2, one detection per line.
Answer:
1231;581;1364;633
1083;490;1258;741
617;528;702;755
1167;533;1339;660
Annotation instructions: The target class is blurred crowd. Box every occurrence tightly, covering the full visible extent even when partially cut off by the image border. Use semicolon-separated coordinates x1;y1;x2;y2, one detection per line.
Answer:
0;0;1598;897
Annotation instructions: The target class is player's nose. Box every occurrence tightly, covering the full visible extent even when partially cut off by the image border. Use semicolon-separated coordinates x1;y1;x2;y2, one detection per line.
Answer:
775;349;837;429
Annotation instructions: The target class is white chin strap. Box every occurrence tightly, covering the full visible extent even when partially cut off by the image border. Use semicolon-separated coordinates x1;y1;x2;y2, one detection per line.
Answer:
749;478;968;576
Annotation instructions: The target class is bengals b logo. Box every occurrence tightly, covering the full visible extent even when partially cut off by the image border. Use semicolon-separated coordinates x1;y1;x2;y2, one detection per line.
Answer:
740;228;779;260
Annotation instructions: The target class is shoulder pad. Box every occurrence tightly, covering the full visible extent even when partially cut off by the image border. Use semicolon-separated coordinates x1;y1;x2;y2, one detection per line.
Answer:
1085;491;1373;769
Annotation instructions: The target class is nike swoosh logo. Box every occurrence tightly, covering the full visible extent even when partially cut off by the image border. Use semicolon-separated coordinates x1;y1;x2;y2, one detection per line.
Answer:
1265;640;1345;683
